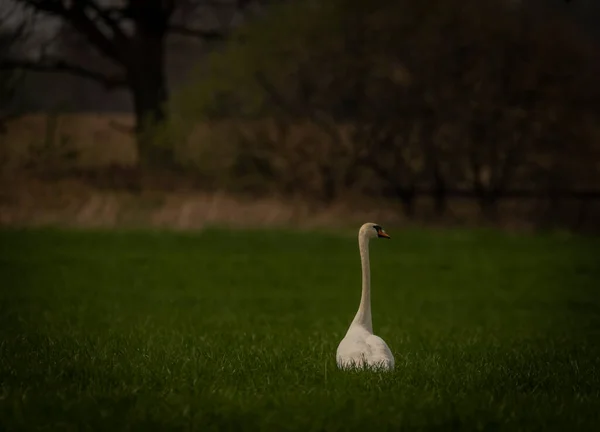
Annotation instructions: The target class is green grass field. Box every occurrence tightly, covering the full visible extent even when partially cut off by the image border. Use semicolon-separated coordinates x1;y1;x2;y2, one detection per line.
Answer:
0;227;599;431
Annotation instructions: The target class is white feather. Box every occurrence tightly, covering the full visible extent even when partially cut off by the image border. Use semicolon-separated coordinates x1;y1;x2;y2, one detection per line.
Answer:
336;222;395;371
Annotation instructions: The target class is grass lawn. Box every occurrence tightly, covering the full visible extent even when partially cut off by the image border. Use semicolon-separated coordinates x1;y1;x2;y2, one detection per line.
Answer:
0;227;599;431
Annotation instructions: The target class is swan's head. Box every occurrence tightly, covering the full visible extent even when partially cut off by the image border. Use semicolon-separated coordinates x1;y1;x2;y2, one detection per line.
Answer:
360;222;391;240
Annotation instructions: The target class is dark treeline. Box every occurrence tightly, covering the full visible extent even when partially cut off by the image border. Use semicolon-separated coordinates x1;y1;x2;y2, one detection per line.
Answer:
175;0;600;229
1;0;600;230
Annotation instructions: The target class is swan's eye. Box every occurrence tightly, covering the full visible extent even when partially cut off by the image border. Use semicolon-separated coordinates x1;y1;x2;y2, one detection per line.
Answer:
374;225;391;239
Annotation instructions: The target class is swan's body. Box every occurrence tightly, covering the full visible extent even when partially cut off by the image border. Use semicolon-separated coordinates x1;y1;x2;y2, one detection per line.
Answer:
336;223;395;371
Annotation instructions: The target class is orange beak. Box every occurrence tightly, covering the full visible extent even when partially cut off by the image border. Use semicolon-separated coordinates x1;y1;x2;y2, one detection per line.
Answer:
377;230;391;239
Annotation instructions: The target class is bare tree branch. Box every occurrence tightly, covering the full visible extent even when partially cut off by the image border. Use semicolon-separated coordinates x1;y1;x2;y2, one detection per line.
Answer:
87;1;129;43
169;0;261;40
17;0;126;63
168;24;227;40
0;2;35;47
0;58;127;89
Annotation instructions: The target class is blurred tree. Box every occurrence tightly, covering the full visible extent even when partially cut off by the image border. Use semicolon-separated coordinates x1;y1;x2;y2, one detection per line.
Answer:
0;35;19;134
0;0;269;167
0;4;31;134
181;0;600;218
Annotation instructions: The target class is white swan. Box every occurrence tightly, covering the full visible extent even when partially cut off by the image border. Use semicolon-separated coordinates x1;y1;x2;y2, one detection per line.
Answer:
336;222;395;371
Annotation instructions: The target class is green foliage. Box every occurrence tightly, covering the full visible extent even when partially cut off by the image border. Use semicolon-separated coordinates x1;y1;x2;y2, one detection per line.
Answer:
176;0;346;120
1;228;599;430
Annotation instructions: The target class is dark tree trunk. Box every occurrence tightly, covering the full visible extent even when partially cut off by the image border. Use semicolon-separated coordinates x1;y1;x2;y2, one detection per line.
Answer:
432;163;447;216
574;198;588;232
320;165;337;203
128;23;174;168
396;186;416;218
433;184;447;216
477;191;499;221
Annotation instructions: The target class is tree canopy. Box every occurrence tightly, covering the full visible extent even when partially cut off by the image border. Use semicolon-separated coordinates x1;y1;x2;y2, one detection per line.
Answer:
178;0;600;211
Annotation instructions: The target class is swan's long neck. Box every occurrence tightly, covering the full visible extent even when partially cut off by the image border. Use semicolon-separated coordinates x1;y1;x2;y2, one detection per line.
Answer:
351;232;373;332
